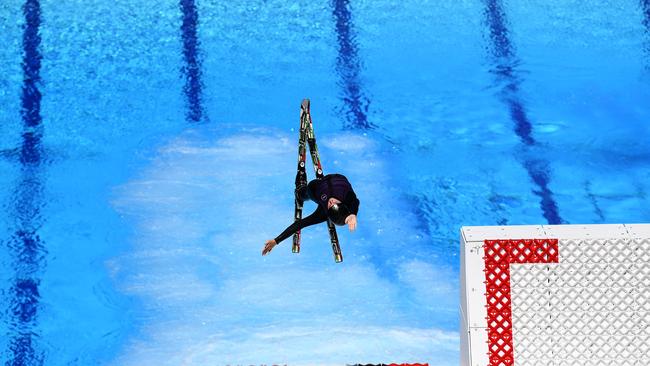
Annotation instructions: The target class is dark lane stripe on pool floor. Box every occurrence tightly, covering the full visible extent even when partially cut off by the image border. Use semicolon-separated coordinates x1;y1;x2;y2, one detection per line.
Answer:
5;0;47;364
180;0;207;123
483;0;563;225
332;0;374;130
641;0;650;69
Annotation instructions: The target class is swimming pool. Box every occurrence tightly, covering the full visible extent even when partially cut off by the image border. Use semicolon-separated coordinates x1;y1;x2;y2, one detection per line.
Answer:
1;0;650;365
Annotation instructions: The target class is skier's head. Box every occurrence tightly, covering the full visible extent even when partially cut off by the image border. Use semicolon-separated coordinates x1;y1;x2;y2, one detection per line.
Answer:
327;197;341;209
327;202;350;226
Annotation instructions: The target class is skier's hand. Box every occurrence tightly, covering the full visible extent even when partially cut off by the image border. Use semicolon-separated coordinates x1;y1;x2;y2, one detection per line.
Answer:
262;239;277;256
345;215;357;232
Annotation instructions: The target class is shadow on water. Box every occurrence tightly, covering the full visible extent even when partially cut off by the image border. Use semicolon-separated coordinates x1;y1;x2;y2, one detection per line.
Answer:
180;0;207;123
4;0;47;364
332;0;374;130
483;0;563;224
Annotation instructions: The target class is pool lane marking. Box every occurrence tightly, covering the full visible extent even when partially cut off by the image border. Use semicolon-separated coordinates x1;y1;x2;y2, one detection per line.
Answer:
332;0;374;130
180;0;206;123
641;0;650;70
483;0;563;225
5;0;47;364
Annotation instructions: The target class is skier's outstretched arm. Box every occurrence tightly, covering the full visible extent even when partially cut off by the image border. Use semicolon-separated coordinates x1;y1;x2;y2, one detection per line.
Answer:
262;206;328;255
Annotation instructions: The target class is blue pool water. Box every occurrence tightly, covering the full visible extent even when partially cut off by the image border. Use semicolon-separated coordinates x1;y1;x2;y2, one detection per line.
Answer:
2;0;650;365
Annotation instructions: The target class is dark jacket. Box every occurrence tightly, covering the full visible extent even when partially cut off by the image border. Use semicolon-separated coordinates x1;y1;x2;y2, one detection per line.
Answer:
274;174;359;243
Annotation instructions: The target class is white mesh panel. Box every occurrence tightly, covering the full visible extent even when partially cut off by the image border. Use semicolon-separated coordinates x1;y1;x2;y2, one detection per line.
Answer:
510;238;650;366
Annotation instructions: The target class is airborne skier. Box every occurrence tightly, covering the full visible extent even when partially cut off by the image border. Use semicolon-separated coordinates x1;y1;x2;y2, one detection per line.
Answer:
262;173;359;256
262;99;359;261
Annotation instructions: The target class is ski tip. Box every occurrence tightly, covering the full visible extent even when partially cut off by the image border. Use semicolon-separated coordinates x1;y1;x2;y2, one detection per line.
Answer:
301;99;310;110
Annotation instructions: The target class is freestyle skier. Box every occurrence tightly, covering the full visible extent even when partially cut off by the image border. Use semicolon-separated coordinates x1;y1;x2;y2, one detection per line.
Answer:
262;98;354;262
262;173;359;256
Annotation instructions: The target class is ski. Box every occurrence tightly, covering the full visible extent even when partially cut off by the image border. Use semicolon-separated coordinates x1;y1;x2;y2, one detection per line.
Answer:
292;100;309;253
291;99;343;263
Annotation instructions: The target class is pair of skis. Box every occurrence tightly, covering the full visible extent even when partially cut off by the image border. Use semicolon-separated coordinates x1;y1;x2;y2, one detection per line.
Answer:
292;99;343;263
